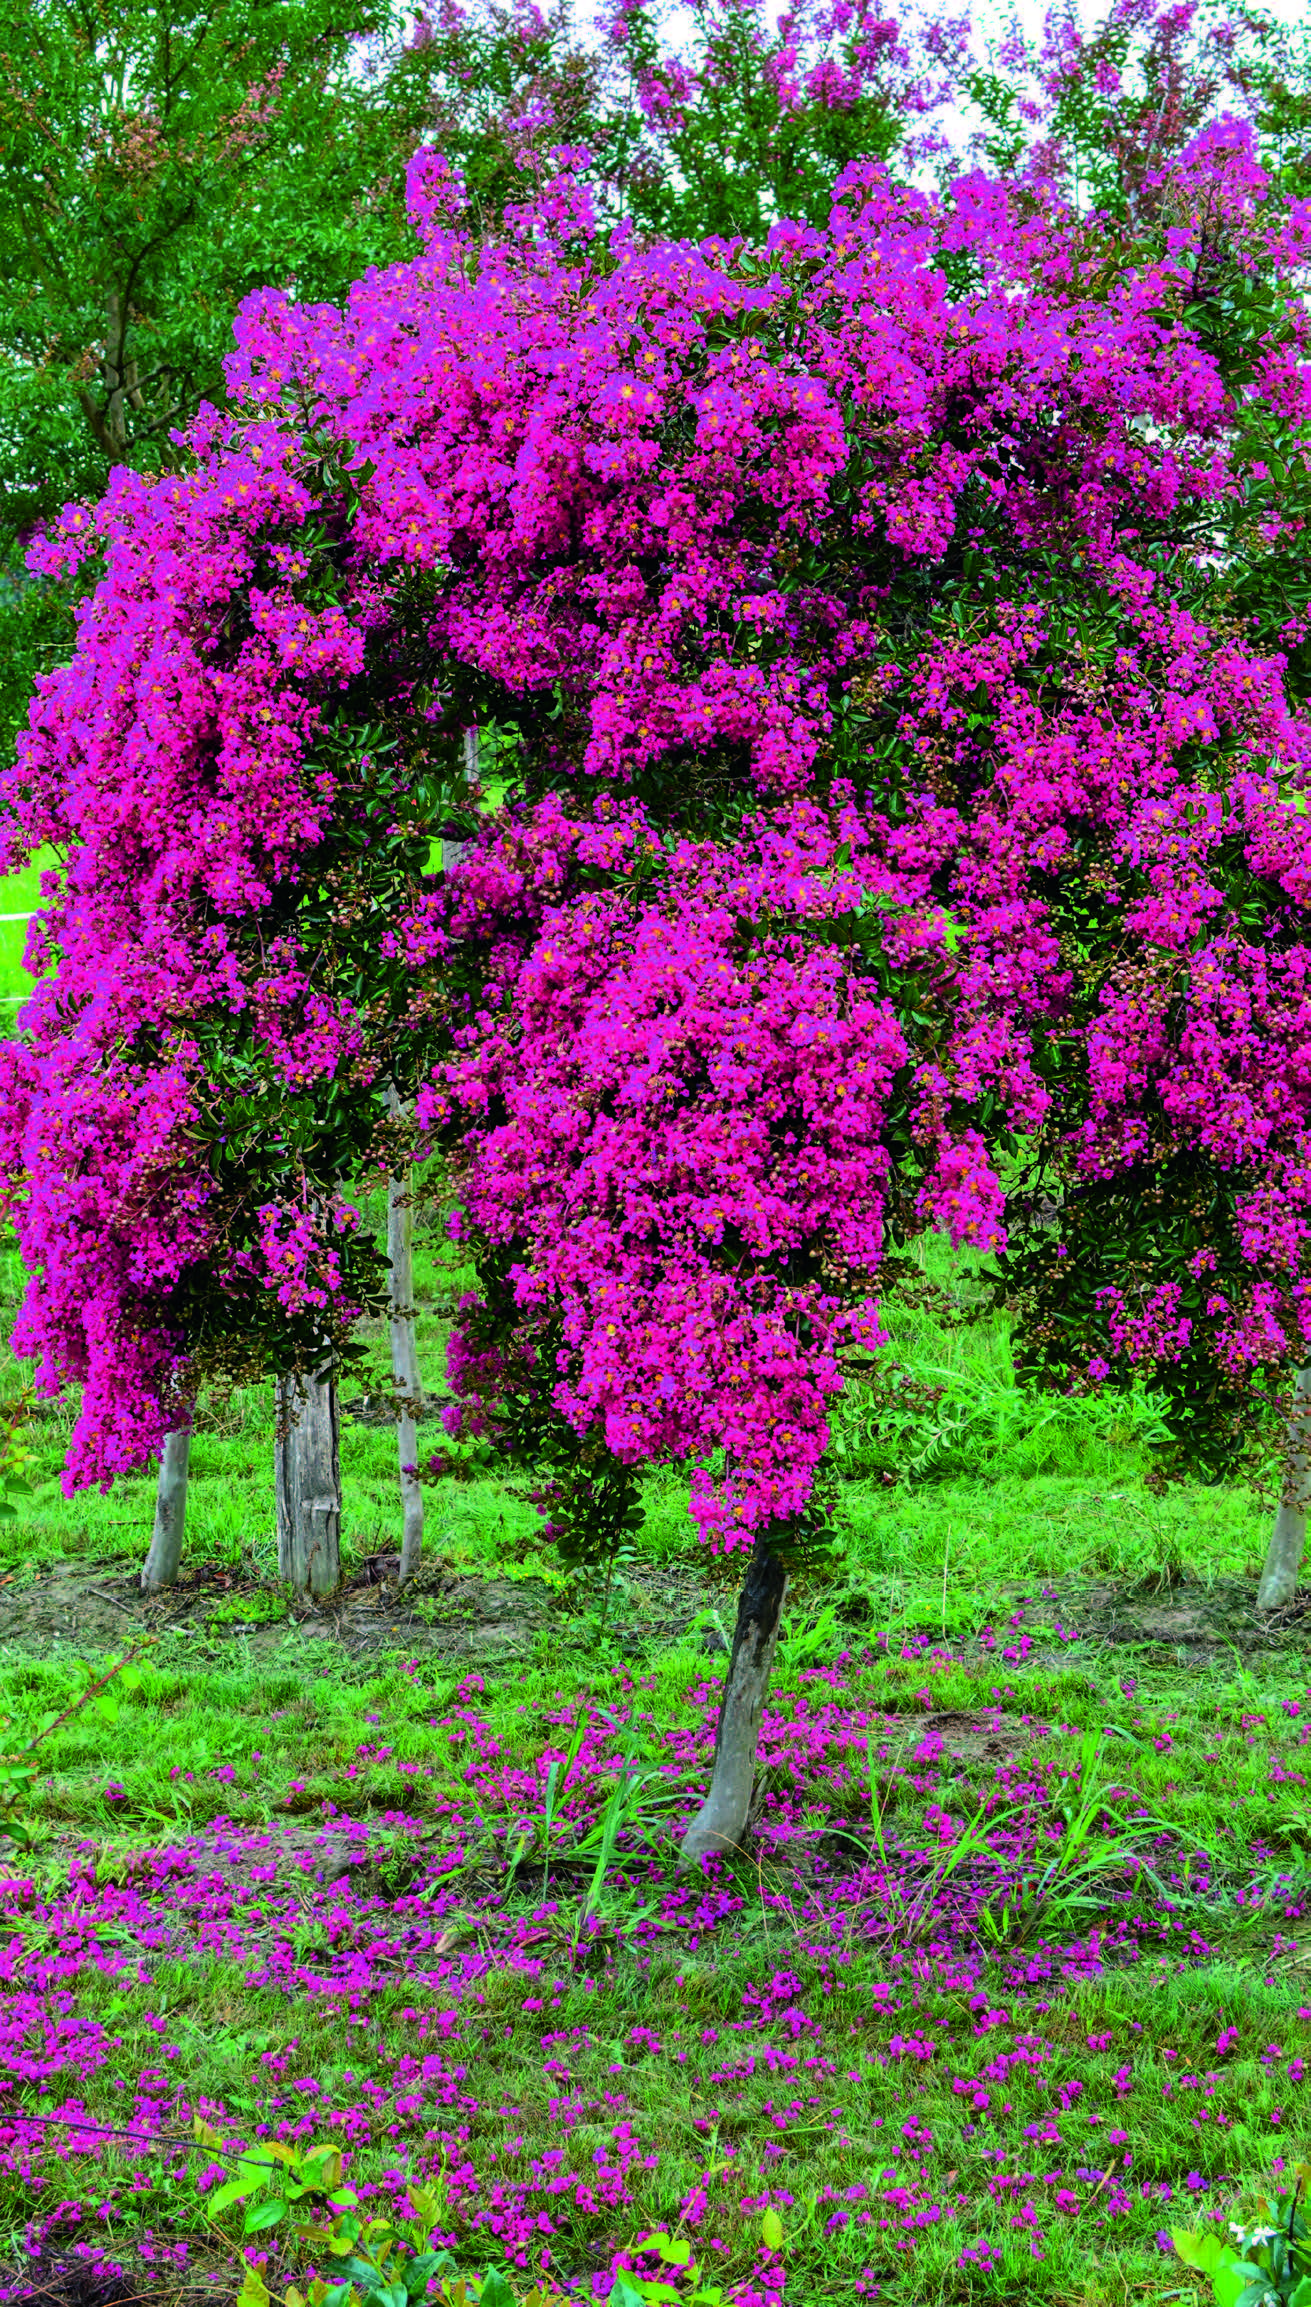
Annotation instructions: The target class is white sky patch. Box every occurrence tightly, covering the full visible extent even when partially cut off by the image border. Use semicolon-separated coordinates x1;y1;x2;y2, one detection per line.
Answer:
649;0;1309;183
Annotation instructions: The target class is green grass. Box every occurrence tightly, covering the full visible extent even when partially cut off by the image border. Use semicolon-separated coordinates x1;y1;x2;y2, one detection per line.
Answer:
0;846;60;1013
2;1606;1309;2303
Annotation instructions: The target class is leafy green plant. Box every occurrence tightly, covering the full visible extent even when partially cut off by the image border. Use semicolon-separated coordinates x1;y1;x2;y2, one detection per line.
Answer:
213;2138;778;2307
525;1455;647;1638
512;1740;669;1955
207;1587;290;1627
201;2133;569;2307
847;1728;1171;1948
606;2221;784;2307
537;1709;588;1902
976;1729;1172;1944
572;1751;643;1956
864;1730;909;1937
831;1318;1171;1488
1174;2170;1311;2305
777;1604;842;1681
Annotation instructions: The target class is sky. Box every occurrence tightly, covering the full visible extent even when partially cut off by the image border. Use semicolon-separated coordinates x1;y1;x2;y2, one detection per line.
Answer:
940;0;1309;170
653;0;1311;180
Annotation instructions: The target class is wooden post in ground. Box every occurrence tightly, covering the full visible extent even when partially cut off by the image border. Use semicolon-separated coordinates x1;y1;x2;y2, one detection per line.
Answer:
276;1361;341;1599
387;1083;425;1586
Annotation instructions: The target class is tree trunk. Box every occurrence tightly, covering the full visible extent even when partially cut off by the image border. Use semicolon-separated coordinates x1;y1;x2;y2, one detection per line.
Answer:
439;726;476;878
1257;1364;1311;1612
140;1425;192;1591
276;1362;341;1600
387;1085;425;1586
679;1525;789;1868
104;284;128;459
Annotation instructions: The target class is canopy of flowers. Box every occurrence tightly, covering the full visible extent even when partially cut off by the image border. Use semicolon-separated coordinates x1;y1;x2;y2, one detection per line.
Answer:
3;112;1310;1527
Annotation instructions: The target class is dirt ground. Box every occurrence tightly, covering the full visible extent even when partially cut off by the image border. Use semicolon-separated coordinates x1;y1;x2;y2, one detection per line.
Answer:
1;1546;1310;1671
0;1548;722;1666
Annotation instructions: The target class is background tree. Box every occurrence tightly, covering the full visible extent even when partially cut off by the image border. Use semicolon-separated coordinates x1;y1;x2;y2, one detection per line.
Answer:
387;0;954;241
0;0;448;762
966;4;1311;1607
963;0;1311;210
595;0;930;242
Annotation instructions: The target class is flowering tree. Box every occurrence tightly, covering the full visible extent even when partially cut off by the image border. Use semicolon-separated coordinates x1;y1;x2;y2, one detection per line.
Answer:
3;91;1311;1820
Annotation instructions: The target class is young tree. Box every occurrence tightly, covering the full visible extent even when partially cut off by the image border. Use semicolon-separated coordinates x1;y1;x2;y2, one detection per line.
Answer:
2;105;1309;1831
257;129;1311;1846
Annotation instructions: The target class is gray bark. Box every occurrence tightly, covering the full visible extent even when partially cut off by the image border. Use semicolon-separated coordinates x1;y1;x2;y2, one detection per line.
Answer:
276;1362;341;1599
387;1085;425;1585
679;1526;789;1868
140;1425;192;1591
1257;1364;1311;1612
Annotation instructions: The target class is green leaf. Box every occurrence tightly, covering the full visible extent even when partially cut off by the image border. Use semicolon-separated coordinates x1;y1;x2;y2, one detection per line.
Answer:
1171;2230;1228;2272
1223;2267;1273;2307
650;2236;691;2268
603;2281;647;2307
403;2257;444;2296
1212;2257;1258;2307
474;2277;516;2307
208;2164;271;2214
243;2199;287;2234
761;2207;784;2252
302;2143;345;2187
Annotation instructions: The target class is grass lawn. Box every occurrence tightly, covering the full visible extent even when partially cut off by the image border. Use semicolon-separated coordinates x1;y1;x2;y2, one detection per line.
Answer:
0;849;58;1028
1;1197;1307;2307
